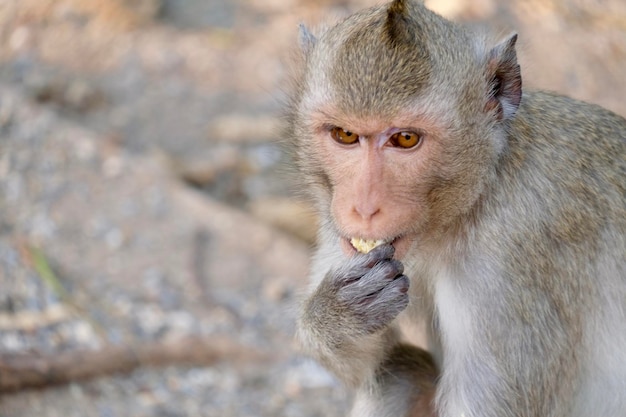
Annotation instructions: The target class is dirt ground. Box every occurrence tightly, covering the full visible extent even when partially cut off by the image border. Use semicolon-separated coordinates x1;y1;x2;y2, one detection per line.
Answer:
0;0;624;416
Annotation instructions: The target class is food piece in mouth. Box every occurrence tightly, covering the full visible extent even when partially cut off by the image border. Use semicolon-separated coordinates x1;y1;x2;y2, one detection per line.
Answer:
350;238;387;254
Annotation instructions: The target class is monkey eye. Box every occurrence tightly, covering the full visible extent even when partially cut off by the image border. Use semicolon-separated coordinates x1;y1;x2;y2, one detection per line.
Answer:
389;131;422;149
330;127;359;145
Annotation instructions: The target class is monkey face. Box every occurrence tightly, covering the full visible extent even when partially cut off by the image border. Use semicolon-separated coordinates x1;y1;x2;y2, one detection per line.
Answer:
289;0;514;260
293;93;503;260
306;114;441;260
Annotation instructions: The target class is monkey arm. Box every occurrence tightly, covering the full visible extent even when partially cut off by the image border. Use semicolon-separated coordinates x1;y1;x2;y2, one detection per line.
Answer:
296;238;411;387
296;319;399;385
297;238;439;417
298;308;439;417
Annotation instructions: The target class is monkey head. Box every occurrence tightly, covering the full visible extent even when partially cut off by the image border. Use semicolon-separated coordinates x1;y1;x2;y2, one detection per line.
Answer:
288;0;521;259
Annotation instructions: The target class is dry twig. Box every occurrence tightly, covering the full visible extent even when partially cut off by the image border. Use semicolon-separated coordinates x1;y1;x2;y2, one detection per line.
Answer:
0;335;269;392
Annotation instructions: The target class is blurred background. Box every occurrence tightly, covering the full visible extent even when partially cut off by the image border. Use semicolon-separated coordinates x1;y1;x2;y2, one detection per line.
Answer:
0;0;624;416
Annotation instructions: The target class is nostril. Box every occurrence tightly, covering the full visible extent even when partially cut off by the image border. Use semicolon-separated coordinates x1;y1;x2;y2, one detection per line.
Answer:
353;205;381;220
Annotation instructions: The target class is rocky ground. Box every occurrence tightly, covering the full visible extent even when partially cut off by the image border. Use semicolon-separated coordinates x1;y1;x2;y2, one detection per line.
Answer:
0;0;624;416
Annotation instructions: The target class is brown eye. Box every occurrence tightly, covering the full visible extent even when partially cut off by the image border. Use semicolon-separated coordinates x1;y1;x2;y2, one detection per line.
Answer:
389;131;422;149
330;127;359;145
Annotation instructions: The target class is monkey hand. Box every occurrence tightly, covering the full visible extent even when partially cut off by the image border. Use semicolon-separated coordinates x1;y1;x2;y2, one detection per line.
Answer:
304;244;409;337
297;244;410;386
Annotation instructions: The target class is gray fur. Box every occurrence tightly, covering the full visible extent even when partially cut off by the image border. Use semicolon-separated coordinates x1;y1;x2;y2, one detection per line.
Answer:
289;1;626;416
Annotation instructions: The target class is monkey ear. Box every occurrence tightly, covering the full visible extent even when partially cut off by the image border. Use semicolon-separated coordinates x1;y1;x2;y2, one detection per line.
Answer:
299;23;317;55
485;34;522;121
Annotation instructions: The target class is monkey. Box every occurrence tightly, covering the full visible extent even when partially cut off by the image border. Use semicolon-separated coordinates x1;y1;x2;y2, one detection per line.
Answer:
286;1;626;416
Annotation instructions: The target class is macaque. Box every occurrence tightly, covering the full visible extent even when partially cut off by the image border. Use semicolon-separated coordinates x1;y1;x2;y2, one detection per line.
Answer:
287;0;626;416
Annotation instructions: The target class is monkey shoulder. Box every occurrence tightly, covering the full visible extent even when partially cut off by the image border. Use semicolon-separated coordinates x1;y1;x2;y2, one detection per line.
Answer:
484;90;626;246
513;91;626;146
501;91;626;181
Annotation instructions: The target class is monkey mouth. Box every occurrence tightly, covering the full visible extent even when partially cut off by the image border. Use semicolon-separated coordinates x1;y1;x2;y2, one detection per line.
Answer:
347;236;402;253
350;237;388;254
343;235;410;259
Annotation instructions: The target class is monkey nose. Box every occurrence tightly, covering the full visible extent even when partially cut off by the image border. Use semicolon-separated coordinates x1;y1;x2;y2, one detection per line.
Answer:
353;204;381;221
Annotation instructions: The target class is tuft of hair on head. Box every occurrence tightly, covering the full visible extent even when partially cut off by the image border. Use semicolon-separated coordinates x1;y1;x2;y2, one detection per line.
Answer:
384;0;414;46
